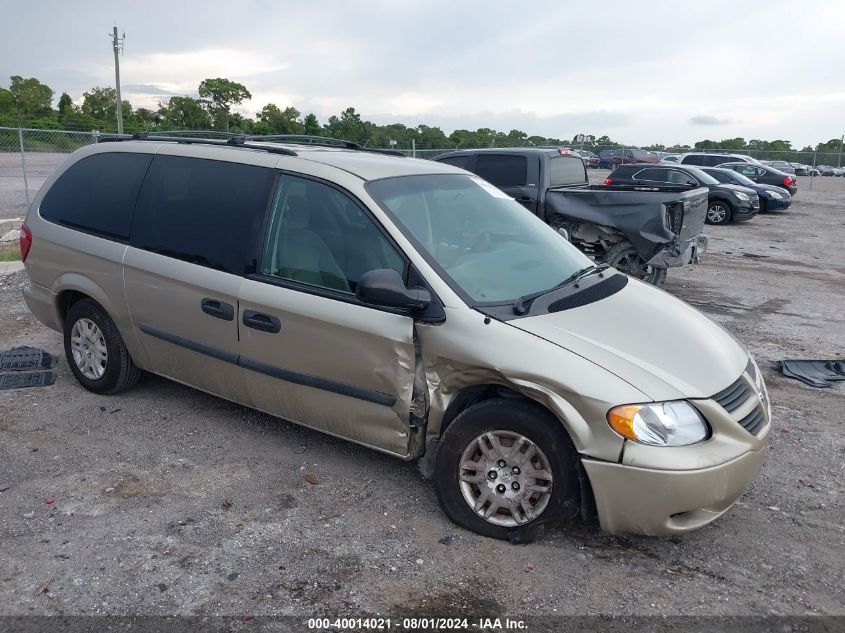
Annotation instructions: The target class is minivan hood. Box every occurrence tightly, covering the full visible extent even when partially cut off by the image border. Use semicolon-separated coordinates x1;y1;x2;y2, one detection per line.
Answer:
509;277;748;401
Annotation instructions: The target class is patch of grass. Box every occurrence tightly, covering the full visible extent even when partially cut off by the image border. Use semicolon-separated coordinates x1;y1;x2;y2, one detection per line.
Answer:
0;244;21;262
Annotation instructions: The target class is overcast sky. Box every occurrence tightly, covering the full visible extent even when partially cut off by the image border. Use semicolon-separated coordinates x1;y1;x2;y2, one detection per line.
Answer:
2;0;844;147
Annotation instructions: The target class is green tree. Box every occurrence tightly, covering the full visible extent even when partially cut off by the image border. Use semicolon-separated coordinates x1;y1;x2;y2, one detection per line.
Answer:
197;78;251;132
0;87;13;114
257;104;304;134
9;75;54;117
57;92;73;116
302;113;322;136
325;107;365;141
157;96;211;129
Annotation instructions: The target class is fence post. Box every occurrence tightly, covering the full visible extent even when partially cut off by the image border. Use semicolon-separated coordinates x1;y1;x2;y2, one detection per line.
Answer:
18;127;30;209
412;138;416;158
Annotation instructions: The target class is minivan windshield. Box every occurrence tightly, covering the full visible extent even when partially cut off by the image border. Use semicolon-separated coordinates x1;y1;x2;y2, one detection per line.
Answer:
367;174;594;304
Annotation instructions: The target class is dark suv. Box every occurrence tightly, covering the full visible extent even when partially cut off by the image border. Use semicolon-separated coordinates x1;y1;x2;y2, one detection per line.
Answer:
605;164;759;225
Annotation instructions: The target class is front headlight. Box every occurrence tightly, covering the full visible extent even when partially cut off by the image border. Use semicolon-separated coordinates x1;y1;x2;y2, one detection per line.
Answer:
607;401;709;446
735;192;750;201
767;190;783;200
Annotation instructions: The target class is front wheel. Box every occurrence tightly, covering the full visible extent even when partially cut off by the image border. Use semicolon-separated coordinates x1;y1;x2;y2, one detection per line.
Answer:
434;398;580;541
706;201;732;225
603;240;668;287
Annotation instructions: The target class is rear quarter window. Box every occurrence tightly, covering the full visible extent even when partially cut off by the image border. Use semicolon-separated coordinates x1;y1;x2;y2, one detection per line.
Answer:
436;155;472;169
473;154;527;187
549;156;587;186
40;152;153;239
130;155;276;275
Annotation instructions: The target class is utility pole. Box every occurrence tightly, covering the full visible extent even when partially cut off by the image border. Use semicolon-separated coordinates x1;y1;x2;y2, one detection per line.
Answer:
110;27;125;135
838;134;844;168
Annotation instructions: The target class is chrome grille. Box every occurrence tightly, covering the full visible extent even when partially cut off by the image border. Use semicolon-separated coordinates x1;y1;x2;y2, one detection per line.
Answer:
712;376;752;414
738;406;766;436
711;360;769;437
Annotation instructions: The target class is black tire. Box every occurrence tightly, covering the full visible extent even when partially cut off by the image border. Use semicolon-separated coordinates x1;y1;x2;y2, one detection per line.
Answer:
706;200;732;225
63;298;142;394
759;198;767;213
603;240;668;288
434;398;580;541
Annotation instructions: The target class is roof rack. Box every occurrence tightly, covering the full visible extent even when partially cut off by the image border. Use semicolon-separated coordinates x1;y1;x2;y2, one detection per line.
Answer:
99;133;406;158
98;133;298;156
244;134;406;157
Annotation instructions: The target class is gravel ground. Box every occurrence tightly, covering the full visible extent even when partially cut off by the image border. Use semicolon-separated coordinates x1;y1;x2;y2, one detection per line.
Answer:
0;174;843;619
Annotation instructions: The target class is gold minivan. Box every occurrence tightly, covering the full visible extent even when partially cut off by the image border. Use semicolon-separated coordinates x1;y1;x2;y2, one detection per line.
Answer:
20;137;770;540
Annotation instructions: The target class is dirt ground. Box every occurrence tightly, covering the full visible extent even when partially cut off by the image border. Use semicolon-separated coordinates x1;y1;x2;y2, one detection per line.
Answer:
0;173;844;619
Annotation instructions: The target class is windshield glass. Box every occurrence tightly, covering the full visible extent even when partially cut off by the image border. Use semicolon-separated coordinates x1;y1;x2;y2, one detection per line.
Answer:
367;174;594;304
684;167;720;185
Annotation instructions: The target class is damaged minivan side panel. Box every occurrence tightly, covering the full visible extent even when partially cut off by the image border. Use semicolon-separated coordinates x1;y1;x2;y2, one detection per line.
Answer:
414;306;650;464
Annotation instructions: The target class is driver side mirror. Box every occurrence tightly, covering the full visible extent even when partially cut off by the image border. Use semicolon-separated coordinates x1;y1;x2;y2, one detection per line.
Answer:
356;269;431;311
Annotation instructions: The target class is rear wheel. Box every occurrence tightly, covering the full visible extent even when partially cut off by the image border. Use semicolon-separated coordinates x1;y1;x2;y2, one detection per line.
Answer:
434;398;580;541
604;240;667;287
64;299;142;394
759;198;768;213
706;201;732;225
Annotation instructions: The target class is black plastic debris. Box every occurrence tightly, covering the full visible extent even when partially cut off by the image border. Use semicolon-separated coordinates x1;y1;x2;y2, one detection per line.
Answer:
776;359;845;388
0;346;57;371
0;346;58;390
0;370;57;390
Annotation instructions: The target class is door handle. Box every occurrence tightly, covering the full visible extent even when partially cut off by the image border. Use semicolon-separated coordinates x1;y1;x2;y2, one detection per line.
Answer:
243;310;281;334
516;196;532;202
201;298;234;321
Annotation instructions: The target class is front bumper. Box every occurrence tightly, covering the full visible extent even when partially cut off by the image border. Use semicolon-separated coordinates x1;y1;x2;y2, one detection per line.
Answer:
733;200;758;221
582;448;765;535
646;234;709;269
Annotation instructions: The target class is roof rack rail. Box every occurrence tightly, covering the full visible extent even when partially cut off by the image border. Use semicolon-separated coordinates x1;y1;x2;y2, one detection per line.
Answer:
244;134;406;157
98;133;297;156
245;134;360;149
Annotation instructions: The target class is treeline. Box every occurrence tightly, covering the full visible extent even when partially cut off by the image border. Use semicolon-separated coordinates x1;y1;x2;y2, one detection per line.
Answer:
1;75;842;156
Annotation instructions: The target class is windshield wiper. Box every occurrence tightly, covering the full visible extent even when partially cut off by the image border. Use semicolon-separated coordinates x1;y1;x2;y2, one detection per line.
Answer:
512;263;610;315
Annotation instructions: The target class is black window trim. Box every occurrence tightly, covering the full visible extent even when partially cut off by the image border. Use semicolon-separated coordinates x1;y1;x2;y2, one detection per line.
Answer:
249;169;445;321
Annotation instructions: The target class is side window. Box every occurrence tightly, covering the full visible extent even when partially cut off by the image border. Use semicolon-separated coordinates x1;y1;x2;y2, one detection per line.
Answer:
437;155;472;170
683;155;704;166
40;152;152;239
473;155;527;187
737;165;757;177
130;156;276;275
707;171;731;184
261;175;405;295
634;168;670;182
668;170;697;185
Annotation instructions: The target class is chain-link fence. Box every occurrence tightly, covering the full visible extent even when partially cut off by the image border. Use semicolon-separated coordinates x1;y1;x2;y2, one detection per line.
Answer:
0;127;101;221
3;126;843;222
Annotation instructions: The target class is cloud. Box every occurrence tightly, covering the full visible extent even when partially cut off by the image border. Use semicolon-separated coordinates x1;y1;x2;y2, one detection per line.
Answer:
122;84;178;96
690;115;732;126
